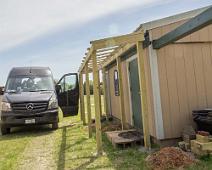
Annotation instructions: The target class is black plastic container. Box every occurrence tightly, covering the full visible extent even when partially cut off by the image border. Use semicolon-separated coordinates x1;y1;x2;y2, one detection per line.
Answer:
192;109;212;134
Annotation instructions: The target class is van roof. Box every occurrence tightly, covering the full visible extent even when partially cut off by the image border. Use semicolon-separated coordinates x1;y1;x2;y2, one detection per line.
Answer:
9;67;52;77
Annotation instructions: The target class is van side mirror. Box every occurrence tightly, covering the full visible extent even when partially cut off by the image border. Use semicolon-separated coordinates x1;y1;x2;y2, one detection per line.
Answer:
55;84;61;94
0;87;4;95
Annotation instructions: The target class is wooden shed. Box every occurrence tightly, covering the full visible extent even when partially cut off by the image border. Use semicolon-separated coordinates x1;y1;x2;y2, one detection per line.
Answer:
78;6;212;153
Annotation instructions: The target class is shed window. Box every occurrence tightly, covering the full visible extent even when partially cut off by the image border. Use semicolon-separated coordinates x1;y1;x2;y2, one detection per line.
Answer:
114;70;119;96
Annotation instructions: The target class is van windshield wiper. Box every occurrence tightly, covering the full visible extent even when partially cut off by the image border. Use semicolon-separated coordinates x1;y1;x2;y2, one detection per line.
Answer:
7;90;18;93
29;89;51;92
37;89;51;92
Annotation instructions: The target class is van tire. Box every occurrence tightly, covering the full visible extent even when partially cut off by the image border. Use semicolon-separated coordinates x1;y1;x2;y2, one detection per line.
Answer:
52;122;58;130
1;126;10;135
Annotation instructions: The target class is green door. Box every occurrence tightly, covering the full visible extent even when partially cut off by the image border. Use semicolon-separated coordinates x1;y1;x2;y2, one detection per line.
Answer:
129;58;143;130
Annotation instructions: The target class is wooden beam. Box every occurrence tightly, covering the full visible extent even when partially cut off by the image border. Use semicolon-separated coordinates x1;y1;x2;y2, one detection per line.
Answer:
79;73;86;125
79;46;94;73
136;41;151;149
97;58;107;62
153;7;212;49
96;52;111;57
102;43;136;68
89;60;102;63
96;46;118;52
92;51;103;155
116;56;126;130
91;32;144;50
97;56;109;60
84;56;107;63
85;65;92;138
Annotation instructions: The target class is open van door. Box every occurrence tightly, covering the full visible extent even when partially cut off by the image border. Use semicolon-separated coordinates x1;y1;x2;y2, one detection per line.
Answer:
56;73;79;117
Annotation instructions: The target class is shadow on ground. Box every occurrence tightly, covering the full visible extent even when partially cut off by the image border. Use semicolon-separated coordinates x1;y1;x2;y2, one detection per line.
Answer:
56;117;147;170
0;125;53;141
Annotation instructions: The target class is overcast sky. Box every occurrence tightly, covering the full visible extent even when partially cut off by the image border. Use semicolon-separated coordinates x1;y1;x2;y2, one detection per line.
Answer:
0;0;211;85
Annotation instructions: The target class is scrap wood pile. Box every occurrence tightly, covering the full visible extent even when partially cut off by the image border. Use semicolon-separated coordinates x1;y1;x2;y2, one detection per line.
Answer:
145;147;197;170
101;121;122;132
91;116;122;132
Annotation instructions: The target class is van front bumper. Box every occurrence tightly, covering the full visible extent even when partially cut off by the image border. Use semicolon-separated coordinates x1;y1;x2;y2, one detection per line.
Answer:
0;109;58;127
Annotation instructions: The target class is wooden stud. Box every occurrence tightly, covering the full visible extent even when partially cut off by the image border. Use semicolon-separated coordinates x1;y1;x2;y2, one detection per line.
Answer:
79;73;86;125
136;41;151;149
116;56;127;130
85;65;92;138
92;51;103;155
102;67;109;117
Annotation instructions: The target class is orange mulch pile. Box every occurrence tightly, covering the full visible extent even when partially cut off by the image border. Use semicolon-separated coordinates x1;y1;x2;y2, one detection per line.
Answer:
145;147;198;170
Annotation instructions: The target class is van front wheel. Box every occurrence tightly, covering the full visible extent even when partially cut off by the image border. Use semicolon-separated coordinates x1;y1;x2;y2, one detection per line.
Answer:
52;122;58;130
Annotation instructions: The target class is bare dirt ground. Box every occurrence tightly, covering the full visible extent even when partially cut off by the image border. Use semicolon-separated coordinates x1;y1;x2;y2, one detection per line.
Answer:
17;129;57;170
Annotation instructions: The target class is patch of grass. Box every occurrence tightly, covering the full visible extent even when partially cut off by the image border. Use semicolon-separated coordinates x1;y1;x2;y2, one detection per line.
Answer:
0;127;53;170
0;134;32;170
54;114;148;170
186;155;212;170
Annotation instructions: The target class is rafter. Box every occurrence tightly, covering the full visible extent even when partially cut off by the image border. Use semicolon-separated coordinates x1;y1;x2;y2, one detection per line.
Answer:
91;32;144;50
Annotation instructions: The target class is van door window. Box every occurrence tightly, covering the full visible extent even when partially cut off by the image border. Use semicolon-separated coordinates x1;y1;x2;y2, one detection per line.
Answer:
57;73;79;117
65;75;77;91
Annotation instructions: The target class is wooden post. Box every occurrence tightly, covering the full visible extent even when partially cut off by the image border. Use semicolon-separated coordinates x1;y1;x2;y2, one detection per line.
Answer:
85;65;92;138
92;51;103;155
136;41;151;149
79;73;86;125
102;68;108;116
116;56;126;130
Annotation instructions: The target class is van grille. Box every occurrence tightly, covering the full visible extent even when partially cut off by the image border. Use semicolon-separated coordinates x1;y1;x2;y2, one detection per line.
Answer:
11;102;48;113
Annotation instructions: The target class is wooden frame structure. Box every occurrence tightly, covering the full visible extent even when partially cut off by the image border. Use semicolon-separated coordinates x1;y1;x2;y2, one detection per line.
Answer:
78;31;151;154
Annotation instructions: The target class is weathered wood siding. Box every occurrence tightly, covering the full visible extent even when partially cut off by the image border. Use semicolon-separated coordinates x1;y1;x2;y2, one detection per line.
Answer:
151;20;212;139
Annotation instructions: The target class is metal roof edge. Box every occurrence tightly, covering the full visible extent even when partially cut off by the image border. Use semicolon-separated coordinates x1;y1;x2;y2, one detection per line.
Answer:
135;5;211;32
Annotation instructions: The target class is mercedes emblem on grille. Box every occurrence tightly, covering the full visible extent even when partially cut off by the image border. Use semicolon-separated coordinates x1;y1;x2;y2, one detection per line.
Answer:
26;103;34;111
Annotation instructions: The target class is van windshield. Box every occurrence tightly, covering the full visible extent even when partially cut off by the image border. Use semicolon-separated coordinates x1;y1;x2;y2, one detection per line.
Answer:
6;76;54;93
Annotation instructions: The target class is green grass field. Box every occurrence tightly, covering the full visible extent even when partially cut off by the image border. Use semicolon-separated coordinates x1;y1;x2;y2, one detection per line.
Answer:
0;95;211;170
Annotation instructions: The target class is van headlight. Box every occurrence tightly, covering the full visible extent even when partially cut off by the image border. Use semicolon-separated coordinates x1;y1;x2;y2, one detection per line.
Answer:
48;95;58;109
1;102;12;112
